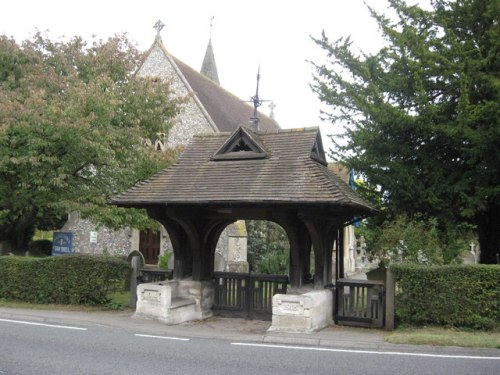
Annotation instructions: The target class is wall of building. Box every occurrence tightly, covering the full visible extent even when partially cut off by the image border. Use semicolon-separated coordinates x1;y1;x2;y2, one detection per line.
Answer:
136;44;215;148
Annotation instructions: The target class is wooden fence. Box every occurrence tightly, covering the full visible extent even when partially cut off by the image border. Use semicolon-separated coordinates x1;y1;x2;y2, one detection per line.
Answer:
213;272;288;320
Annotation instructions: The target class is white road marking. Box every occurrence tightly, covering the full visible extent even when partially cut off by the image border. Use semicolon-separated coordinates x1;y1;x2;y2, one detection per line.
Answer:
231;342;500;360
135;333;190;341
0;318;87;331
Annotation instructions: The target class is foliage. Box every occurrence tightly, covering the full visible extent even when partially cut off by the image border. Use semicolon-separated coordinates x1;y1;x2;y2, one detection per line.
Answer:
373;216;443;264
360;215;472;265
391;264;500;330
0;33;182;250
158;251;172;270
311;0;500;263
0;254;131;305
256;245;289;275
246;220;289;274
27;239;52;257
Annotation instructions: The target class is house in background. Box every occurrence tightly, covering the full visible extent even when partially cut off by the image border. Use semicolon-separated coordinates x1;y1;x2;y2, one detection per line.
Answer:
61;23;279;269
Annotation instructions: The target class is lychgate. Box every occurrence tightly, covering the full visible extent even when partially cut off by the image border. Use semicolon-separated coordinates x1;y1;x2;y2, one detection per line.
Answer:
112;126;375;331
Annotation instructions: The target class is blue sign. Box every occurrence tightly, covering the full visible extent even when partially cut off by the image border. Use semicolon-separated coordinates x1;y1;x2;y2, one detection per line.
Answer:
52;232;73;255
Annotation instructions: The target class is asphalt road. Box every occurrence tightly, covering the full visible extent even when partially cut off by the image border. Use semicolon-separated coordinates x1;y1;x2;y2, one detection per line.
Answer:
0;318;498;375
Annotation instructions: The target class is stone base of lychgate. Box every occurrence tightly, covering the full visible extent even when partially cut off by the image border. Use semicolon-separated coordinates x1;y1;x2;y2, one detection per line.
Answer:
268;290;333;333
133;280;214;324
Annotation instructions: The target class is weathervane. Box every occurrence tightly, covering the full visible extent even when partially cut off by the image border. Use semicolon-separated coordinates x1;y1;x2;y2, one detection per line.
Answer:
154;19;165;37
247;65;272;131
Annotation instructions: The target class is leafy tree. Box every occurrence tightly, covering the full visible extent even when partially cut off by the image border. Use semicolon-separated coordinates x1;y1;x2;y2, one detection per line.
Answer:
311;0;499;263
0;33;182;250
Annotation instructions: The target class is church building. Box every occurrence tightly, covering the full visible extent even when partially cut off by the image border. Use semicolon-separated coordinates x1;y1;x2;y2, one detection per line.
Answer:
61;21;279;269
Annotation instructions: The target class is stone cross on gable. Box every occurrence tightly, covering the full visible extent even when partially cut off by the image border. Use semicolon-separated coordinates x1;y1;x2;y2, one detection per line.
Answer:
268;101;276;119
154;20;165;36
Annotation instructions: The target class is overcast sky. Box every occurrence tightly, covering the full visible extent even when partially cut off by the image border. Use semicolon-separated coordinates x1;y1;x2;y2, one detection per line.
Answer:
1;0;398;155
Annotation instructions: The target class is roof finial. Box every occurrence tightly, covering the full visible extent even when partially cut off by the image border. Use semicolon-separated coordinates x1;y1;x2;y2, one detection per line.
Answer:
154;20;165;40
209;16;214;39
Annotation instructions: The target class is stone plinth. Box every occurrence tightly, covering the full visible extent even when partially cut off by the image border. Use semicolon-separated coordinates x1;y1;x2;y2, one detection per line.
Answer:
133;279;214;324
268;290;333;333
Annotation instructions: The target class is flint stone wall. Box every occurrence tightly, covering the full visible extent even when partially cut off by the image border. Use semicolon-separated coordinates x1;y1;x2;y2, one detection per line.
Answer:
136;44;216;148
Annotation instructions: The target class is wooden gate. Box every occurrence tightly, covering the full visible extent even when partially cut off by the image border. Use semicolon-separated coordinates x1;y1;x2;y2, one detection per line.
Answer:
213;272;288;320
335;279;385;328
139;229;161;265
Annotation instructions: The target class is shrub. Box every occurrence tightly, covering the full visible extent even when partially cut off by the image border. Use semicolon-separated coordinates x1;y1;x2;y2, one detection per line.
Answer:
373;216;444;264
247;220;289;274
0;254;130;305
357;215;474;265
158;252;172;270
391;264;500;330
257;248;289;275
28;240;53;257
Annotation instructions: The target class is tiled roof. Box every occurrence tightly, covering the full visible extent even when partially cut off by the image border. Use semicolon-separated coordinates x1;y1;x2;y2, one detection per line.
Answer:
112;127;374;214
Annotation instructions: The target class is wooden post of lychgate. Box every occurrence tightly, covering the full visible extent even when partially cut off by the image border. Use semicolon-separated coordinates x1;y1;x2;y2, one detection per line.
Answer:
385;267;395;331
130;256;140;308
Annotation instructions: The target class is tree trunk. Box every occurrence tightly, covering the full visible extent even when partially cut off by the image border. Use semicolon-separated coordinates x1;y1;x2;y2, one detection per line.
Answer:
8;214;35;252
477;201;500;264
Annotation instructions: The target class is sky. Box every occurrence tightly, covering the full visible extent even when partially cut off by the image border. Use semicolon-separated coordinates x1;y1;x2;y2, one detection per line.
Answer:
0;0;394;156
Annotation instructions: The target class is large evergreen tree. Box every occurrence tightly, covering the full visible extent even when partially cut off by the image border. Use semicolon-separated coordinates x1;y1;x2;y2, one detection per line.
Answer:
0;33;182;250
311;0;499;263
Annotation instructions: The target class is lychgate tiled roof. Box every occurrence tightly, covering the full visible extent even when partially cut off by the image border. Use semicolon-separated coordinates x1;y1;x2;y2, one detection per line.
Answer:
112;127;374;214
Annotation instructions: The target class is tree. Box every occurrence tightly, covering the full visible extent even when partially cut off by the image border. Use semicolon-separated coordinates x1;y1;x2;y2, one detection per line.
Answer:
0;33;182;250
311;0;499;263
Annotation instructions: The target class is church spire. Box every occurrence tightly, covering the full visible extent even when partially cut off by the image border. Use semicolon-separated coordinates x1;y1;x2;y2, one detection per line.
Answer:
200;17;220;85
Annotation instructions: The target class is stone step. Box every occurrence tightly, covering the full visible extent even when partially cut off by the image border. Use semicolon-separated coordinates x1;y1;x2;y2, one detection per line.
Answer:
170;297;196;310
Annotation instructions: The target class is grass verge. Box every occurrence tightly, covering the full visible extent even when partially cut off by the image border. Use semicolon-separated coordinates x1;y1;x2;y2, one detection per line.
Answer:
385;327;500;349
0;290;133;312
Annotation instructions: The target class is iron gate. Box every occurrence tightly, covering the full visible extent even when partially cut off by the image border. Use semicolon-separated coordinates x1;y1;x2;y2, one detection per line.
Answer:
213;272;288;320
335;279;385;328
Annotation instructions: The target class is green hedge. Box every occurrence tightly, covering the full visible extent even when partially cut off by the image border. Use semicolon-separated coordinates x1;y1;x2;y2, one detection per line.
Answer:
391;264;500;330
0;255;131;305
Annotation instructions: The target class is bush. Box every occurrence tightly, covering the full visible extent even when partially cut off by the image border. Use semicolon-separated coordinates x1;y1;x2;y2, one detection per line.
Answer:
28;240;52;257
391;264;500;330
246;220;289;274
0;254;131;305
158;252;172;270
257;248;289;275
373;216;444;264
